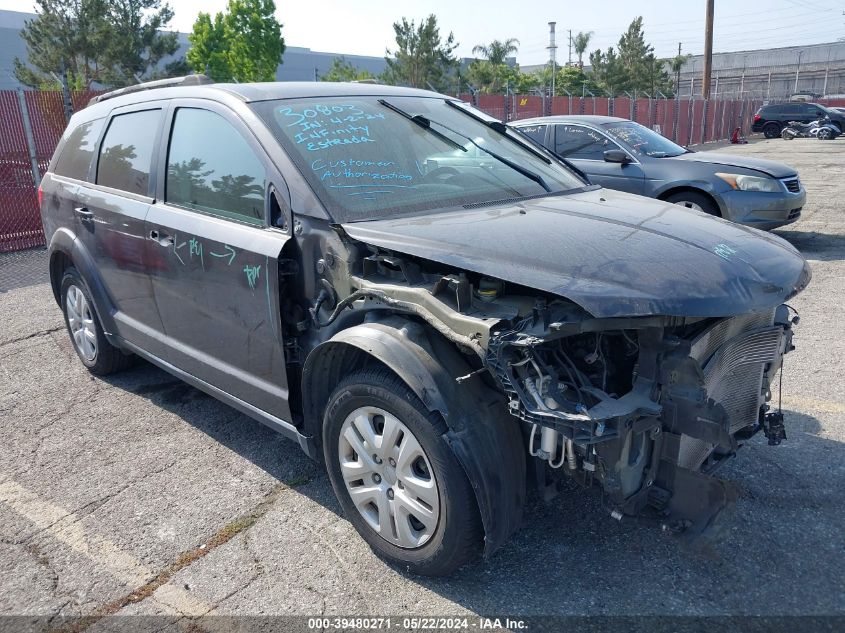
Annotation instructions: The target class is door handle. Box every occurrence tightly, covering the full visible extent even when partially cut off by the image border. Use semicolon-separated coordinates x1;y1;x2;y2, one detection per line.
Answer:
74;206;93;221
149;229;174;246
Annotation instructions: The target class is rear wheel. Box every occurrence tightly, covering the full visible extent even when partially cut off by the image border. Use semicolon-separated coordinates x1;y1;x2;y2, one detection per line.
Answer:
763;122;782;139
61;267;133;375
665;191;720;217
323;368;482;576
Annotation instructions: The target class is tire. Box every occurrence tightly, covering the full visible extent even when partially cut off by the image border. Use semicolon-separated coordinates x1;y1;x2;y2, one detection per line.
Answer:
323;368;482;576
763;122;781;139
665;191;720;216
818;128;832;140
782;129;794;140
60;267;133;375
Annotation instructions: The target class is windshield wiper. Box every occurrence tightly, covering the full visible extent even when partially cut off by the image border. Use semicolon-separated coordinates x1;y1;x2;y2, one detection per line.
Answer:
378;99;467;153
444;99;552;165
379;98;551;193
425;113;552;192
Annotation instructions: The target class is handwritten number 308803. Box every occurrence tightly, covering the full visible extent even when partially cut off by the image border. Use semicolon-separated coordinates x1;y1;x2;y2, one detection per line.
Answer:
280;104;365;127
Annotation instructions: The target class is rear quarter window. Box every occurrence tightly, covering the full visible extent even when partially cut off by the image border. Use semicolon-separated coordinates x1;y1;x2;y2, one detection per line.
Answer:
53;118;105;181
517;124;547;145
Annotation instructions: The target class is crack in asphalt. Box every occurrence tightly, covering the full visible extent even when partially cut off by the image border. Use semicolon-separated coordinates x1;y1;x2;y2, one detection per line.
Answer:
0;326;64;349
47;482;293;633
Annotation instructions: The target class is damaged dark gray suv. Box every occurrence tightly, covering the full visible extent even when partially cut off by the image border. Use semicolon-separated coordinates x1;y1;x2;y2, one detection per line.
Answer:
40;77;811;576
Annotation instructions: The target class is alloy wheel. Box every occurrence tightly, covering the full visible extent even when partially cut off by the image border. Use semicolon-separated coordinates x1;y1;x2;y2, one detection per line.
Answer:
66;284;97;361
338;406;440;549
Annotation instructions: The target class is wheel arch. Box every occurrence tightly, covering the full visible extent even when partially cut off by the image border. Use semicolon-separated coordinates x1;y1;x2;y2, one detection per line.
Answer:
48;228;118;335
657;186;724;217
301;315;526;556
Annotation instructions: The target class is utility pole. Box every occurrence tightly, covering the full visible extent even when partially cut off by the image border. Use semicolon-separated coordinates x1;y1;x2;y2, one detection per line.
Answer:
568;29;572;66
548;22;558;98
702;0;714;98
675;42;683;94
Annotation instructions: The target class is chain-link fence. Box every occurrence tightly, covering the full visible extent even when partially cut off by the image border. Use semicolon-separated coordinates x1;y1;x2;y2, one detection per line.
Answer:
0;89;101;253
2;88;845;253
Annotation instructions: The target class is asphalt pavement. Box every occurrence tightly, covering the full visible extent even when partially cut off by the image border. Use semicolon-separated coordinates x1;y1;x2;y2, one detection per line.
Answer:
1;138;843;629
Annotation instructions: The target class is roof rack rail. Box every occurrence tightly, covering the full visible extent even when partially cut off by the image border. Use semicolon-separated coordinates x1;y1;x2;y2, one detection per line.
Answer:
88;74;213;106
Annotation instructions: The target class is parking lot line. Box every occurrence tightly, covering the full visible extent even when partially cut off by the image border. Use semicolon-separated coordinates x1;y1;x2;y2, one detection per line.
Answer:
0;476;211;617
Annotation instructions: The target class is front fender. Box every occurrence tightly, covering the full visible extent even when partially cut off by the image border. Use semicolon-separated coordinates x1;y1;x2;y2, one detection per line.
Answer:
48;227;118;336
302;316;525;556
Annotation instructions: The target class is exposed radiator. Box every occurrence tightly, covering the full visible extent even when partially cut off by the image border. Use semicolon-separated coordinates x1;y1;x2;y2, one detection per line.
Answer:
678;310;783;469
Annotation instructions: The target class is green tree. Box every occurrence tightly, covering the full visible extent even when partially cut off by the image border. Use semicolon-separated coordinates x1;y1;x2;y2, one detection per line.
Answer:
467;38;519;93
382;15;458;92
572;31;593;67
668;52;692;95
320;57;374;82
471;38;519;66
188;0;285;82
589;17;670;96
556;65;600;95
14;0;181;89
187;13;229;81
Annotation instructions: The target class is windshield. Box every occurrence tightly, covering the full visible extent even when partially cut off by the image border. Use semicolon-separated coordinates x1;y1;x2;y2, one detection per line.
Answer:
602;121;687;158
253;97;585;222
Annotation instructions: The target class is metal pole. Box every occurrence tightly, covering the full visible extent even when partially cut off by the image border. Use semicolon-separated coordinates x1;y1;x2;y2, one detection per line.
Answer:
59;59;73;122
767;71;771;100
702;0;714;99
17;88;41;187
794;51;802;93
548;22;557;98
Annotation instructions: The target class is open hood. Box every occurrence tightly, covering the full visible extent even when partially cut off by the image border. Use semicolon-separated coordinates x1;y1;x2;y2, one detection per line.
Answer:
671;151;797;178
341;188;811;319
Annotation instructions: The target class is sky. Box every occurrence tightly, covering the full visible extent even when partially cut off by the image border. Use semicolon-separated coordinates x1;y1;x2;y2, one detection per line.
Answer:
3;0;845;64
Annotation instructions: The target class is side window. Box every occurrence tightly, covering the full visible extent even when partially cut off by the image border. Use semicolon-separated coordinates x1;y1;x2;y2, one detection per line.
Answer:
53;118;105;181
96;109;160;195
554;125;613;160
166;108;266;225
518;124;547;145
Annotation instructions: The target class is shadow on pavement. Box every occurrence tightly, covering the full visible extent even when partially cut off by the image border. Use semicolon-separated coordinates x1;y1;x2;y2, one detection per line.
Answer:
774;228;845;261
98;359;845;615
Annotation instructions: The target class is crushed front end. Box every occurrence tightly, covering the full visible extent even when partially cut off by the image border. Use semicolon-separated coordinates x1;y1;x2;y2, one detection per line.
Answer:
486;302;799;535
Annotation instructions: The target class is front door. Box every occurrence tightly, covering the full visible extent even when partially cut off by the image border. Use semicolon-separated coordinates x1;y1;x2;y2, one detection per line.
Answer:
146;102;293;422
552;124;645;195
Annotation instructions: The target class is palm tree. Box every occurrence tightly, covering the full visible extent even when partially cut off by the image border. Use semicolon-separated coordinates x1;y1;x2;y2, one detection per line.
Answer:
573;31;594;67
472;38;520;66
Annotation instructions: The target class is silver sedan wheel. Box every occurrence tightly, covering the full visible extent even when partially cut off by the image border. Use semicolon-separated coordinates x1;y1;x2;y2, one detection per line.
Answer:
338;406;440;549
66;284;97;361
673;200;705;212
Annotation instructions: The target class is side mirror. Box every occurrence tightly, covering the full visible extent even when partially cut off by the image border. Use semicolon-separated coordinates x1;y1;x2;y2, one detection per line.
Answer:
603;149;631;164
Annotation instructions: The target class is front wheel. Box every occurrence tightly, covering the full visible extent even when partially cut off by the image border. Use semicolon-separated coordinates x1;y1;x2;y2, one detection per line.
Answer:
665;191;720;216
323;368;482;576
818;128;833;140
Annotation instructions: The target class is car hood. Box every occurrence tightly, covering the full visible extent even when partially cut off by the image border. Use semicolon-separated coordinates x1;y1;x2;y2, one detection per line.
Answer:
670;151;796;178
341;188;811;319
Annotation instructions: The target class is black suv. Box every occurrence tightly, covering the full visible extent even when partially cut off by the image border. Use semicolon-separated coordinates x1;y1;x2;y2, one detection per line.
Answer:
752;102;845;138
41;76;810;575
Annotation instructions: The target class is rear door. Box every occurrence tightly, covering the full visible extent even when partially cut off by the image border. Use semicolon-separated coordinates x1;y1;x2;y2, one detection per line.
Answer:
553;124;645;194
74;104;165;353
145;100;293;422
